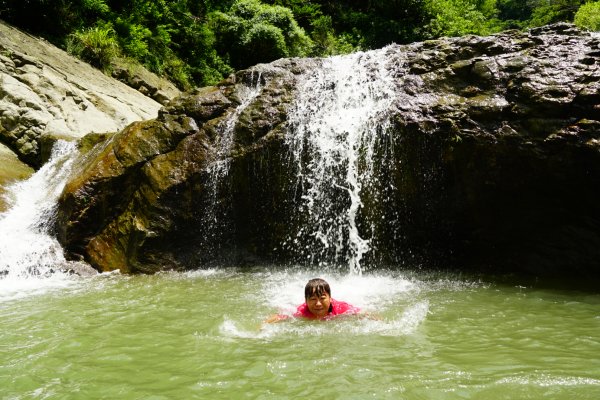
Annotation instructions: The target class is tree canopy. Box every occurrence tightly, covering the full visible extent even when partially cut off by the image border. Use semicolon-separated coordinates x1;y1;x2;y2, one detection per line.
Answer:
0;0;596;88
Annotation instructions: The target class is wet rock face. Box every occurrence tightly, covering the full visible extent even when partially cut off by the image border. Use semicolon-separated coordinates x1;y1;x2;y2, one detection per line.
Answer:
54;62;305;273
382;23;600;275
56;24;600;277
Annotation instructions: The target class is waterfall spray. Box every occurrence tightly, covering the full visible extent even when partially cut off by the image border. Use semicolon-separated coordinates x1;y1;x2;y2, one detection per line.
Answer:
286;48;398;274
0;141;79;279
202;71;265;255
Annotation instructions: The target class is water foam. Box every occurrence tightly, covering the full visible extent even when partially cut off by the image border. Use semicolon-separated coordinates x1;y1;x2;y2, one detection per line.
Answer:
261;270;417;314
214;270;428;340
220;299;429;340
0;272;76;302
495;374;600;387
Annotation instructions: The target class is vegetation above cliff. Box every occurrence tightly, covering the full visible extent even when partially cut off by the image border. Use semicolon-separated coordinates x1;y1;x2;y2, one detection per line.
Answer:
0;0;598;89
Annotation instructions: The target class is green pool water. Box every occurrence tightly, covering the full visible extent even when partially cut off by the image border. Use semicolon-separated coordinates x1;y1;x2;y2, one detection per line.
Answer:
1;267;599;399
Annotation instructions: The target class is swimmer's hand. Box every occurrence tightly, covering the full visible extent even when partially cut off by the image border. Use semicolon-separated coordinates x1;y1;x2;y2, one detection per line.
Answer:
264;314;290;324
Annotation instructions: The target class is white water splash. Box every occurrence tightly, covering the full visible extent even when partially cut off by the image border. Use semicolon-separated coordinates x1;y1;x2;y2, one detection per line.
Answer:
261;270;418;314
0;141;80;298
286;48;399;274
220;300;428;340
212;269;426;340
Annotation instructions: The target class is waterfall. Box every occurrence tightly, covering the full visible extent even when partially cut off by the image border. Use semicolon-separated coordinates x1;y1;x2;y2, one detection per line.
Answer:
0;141;79;281
202;72;264;256
285;48;399;275
0;50;401;279
208;71;263;180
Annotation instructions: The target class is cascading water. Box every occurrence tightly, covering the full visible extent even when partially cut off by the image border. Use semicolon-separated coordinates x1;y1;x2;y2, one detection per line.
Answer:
285;48;399;275
0;141;80;291
202;72;264;255
208;71;263;181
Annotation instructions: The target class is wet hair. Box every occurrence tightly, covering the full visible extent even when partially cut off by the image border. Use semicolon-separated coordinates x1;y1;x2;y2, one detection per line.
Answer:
304;278;331;299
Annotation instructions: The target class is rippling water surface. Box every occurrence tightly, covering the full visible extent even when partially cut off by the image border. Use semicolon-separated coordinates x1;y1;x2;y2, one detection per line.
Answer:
1;268;599;399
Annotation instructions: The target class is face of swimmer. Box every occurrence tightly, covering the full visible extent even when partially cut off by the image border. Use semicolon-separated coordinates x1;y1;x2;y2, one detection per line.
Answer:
304;278;332;318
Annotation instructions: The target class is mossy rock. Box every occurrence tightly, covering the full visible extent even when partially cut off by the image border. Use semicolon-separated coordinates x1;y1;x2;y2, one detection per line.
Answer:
0;143;34;212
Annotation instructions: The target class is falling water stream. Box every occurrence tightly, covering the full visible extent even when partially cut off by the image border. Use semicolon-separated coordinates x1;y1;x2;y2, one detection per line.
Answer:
1;48;600;399
285;49;398;275
202;72;264;251
0;141;82;301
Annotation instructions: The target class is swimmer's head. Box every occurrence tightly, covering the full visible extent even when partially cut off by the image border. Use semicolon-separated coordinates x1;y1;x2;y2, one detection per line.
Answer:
304;278;331;299
305;278;332;317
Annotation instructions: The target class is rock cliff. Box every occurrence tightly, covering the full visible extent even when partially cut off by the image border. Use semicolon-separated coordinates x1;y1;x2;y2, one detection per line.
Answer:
55;24;600;278
0;21;177;169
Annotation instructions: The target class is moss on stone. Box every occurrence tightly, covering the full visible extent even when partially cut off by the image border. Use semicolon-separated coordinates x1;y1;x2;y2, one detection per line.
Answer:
0;143;34;212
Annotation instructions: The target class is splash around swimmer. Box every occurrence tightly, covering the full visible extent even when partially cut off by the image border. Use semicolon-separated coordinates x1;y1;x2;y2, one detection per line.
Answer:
265;278;361;322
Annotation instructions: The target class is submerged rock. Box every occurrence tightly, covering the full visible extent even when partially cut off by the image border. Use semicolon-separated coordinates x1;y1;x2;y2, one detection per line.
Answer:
59;261;99;277
56;24;600;278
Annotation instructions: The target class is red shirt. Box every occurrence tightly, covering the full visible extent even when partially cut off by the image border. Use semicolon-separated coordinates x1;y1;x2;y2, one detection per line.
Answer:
293;298;360;320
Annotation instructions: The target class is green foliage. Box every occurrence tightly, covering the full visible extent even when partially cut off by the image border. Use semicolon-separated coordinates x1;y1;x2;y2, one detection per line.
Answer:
574;1;600;30
0;0;594;89
82;0;110;15
162;55;192;89
496;0;533;21
103;0;232;88
425;0;492;37
67;24;119;72
246;22;289;59
478;0;500;17
268;0;323;28
310;0;429;48
491;0;534;29
266;1;359;54
310;15;358;55
210;0;313;70
114;20;151;59
528;0;585;27
0;0;102;39
421;0;586;37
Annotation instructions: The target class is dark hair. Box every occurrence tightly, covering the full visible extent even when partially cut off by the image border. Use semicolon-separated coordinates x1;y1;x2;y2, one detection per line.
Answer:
304;278;331;299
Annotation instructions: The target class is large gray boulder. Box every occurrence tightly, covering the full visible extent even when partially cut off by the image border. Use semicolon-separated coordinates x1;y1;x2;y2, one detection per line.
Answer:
55;24;600;278
0;21;172;168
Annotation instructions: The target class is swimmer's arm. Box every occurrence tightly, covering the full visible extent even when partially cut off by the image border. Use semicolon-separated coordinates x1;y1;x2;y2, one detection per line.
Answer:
264;314;290;323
